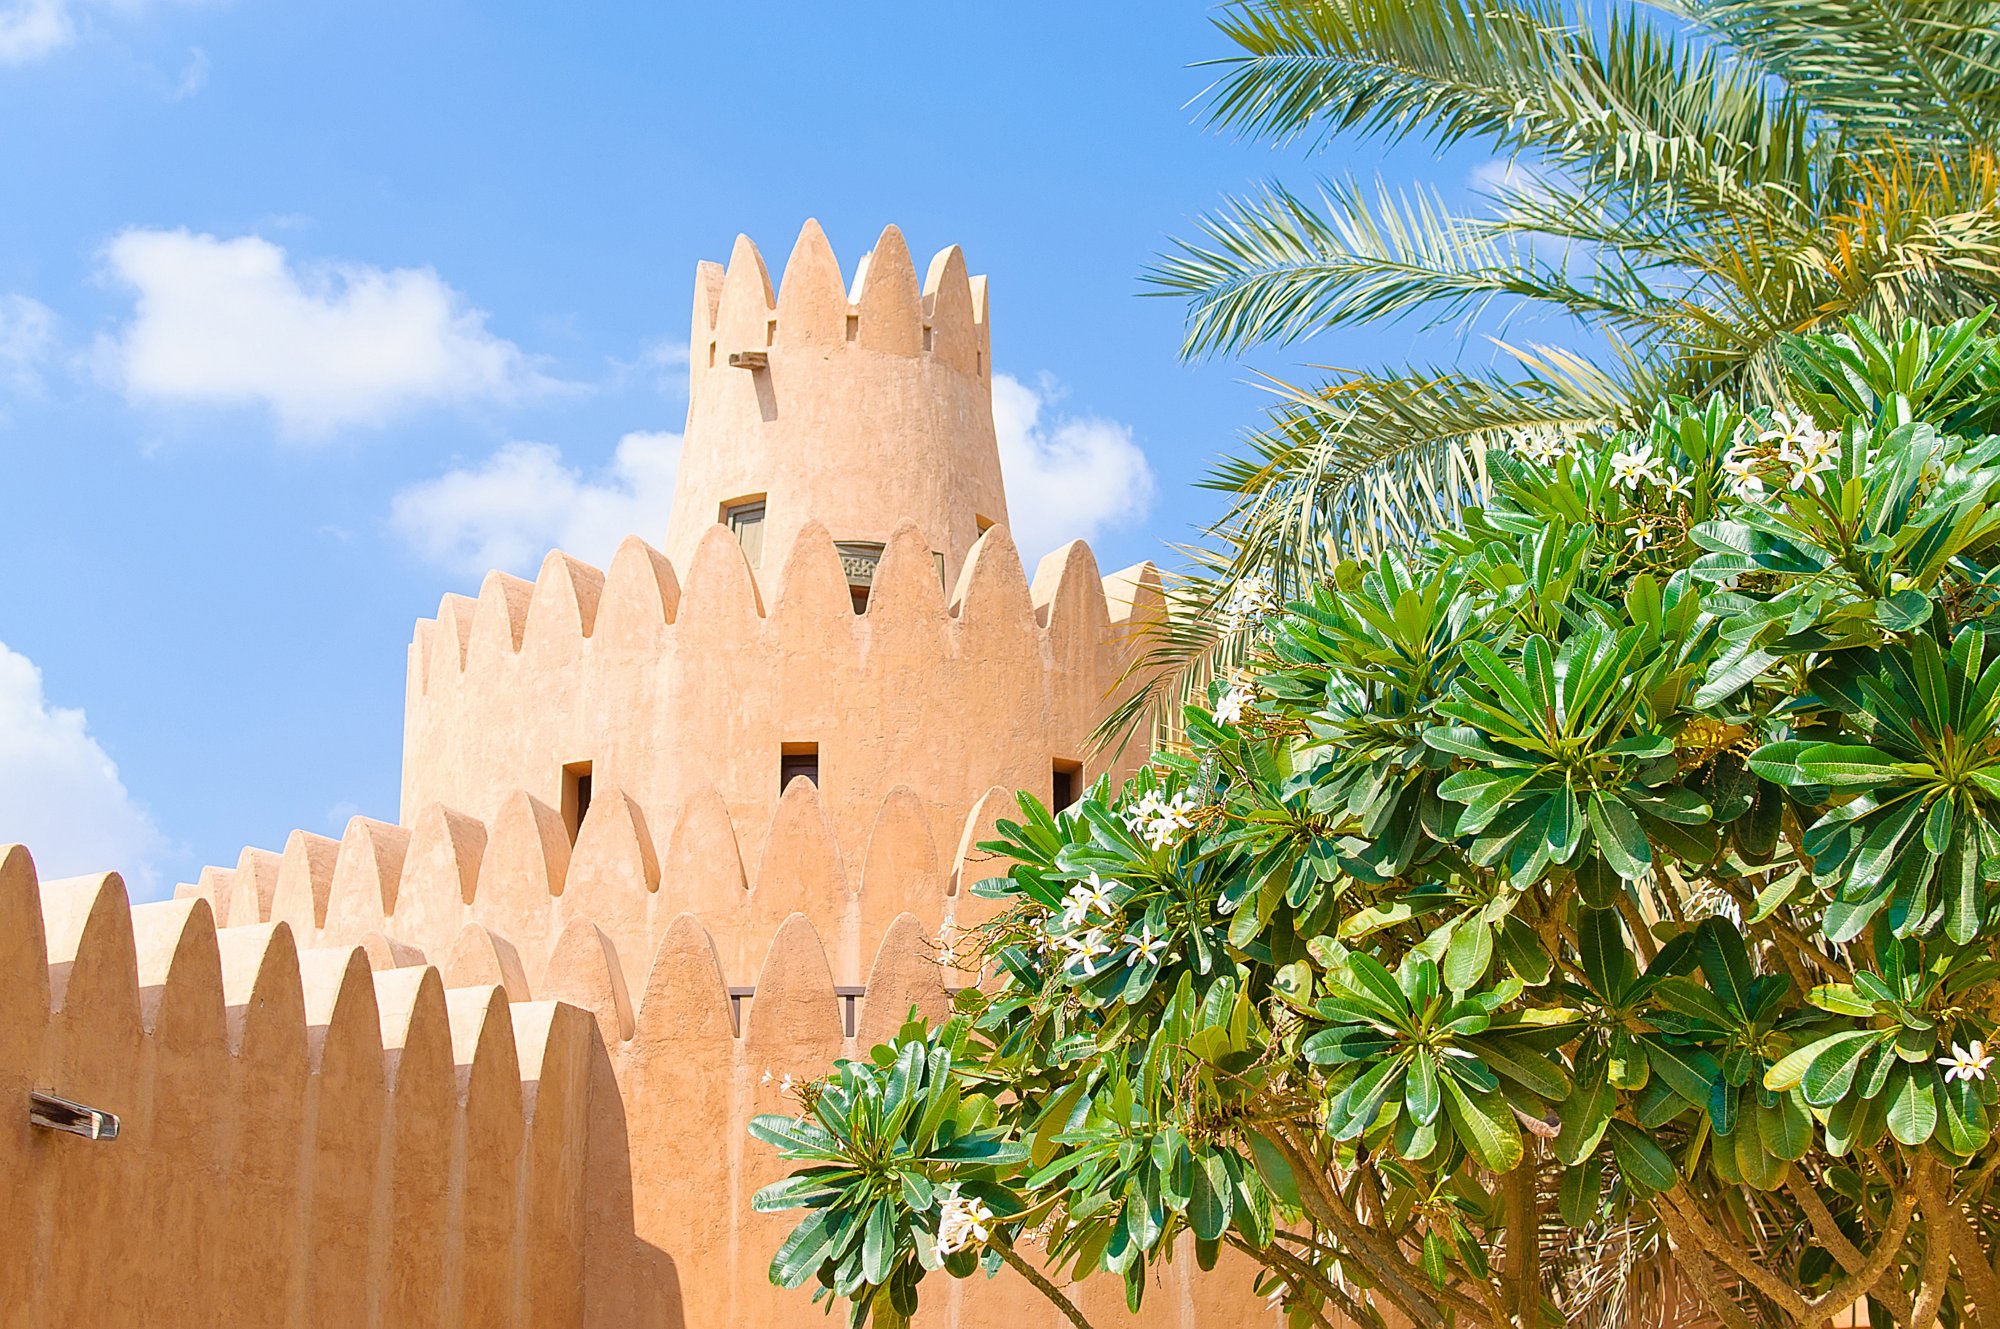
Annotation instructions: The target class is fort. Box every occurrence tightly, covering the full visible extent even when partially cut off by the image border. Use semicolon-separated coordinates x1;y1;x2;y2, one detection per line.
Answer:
0;223;1267;1327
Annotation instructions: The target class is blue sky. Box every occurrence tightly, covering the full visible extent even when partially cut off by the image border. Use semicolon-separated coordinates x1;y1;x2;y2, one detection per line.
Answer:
0;0;1500;899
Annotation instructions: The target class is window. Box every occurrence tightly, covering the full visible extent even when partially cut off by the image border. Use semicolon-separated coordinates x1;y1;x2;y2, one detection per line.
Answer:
835;541;885;615
561;761;594;843
1052;760;1082;811
780;743;820;791
723;497;767;567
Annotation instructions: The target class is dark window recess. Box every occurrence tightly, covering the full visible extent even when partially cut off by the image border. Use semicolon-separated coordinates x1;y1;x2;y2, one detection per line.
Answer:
562;761;594;842
780;744;820;791
1052;760;1082;810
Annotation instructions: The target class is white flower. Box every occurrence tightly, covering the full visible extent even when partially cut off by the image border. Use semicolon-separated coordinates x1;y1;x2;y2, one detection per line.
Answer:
1062;872;1120;927
1662;467;1693;502
1941;1040;1993;1084
1220;576;1279;632
1609;441;1663;491
1214;677;1254;726
1626;519;1654;552
1064;928;1115;976
1721;445;1767;499
1125;924;1170;968
935;1185;996;1257
934;924;959;969
1758;407;1828;452
1513;427;1568;465
1140;790;1200;850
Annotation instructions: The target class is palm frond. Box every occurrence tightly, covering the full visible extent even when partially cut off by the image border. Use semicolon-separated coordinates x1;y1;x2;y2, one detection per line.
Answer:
1206;0;1821;202
1152;178;1686;358
1687;0;2000;148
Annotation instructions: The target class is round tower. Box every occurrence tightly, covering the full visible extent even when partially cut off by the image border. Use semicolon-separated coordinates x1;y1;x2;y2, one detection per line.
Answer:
664;220;1009;601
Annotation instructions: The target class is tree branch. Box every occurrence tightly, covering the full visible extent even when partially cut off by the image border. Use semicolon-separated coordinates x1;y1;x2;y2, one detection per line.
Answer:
991;1240;1099;1329
1655;1186;1814;1322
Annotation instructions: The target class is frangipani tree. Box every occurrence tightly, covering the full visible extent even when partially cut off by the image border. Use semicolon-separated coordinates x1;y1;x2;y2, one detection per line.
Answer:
755;316;2000;1328
1111;0;2000;749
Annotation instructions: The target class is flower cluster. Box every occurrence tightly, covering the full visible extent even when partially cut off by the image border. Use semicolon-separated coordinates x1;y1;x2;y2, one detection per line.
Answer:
1061;872;1119;926
1941;1040;1994;1084
1213;674;1254;726
1122;787;1199;850
1721;409;1838;499
1220;575;1278;633
1512;425;1572;466
934;1185;995;1257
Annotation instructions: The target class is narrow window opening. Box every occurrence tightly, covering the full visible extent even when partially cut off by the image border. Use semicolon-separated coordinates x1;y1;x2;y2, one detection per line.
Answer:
1052;760;1082;811
780;742;820;792
845;313;859;342
723;497;767;567
707;341;716;368
562;761;594;842
836;541;885;616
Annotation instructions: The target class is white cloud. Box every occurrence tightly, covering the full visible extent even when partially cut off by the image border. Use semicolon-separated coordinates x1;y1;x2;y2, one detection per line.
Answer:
0;641;166;897
0;293;54;392
0;0;217;68
0;0;71;64
99;228;547;437
991;372;1155;565
391;430;682;576
168;43;206;99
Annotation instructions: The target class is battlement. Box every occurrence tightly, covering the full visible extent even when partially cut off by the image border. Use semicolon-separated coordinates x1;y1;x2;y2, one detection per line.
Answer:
183;752;1035;994
688;221;991;388
664;222;1010;588
15;834;1259;1327
399;520;1164;889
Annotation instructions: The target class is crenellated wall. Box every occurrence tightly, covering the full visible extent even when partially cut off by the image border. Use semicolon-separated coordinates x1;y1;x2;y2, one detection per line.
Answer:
9;223;1293;1328
0;842;596;1329
666;221;1005;585
187;760;1037;994
9;835;1273;1329
398;521;1162;915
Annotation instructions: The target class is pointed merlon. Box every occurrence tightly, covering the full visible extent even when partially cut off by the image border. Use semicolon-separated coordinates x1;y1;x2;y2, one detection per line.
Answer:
526;550;606;649
540;917;635;1048
775;219;849;351
595;536;680;649
855;225;922;356
922;245;977;374
225;847;285;929
713;233;776;361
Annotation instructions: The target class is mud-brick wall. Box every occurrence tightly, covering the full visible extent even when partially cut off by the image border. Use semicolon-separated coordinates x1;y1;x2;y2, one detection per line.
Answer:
0;843;598;1329
5;838;1275;1329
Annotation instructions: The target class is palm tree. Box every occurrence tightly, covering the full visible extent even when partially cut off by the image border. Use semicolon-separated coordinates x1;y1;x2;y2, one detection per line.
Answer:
1105;0;2000;746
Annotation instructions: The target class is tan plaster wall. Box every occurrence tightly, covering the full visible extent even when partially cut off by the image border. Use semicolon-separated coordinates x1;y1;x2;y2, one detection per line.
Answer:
9;836;1279;1328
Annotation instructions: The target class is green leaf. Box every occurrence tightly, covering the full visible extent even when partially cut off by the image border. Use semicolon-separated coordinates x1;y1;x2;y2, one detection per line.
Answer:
1885;1068;1939;1146
1245;1130;1301;1209
749;1113;839;1157
1558;1159;1602;1228
861;1198;894;1285
1607;1120;1677;1193
1441;1076;1523;1172
770;1209;835;1288
1588;794;1651;880
1443;921;1494;993
1801;1031;1887;1107
1189;1152;1233;1240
